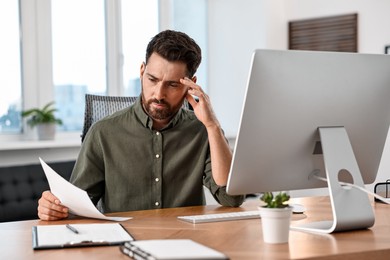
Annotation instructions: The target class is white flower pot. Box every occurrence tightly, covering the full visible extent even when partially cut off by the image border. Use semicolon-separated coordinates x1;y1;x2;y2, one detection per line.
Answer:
258;206;292;244
23;123;37;140
37;123;56;140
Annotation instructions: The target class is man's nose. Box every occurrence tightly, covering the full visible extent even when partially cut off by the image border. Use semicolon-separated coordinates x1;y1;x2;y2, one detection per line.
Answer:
154;83;166;100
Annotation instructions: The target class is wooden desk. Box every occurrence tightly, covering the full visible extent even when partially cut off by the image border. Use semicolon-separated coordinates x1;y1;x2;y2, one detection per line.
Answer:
1;196;390;260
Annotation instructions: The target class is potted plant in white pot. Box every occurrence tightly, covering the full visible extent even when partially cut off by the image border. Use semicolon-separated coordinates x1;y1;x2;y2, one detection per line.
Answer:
258;191;292;244
21;101;63;140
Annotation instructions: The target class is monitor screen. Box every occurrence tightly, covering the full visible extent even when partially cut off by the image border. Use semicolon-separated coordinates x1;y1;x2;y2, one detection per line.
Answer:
227;49;390;196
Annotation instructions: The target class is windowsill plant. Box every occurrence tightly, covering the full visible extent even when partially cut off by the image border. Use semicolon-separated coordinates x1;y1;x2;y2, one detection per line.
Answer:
21;101;62;140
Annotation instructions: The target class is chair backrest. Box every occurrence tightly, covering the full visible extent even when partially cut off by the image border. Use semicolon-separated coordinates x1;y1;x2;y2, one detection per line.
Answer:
81;94;138;142
81;94;192;142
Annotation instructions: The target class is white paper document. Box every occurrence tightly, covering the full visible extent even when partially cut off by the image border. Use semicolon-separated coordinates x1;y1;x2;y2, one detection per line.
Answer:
39;157;130;221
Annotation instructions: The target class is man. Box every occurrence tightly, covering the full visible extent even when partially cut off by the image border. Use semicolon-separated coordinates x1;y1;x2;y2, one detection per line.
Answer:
38;30;244;221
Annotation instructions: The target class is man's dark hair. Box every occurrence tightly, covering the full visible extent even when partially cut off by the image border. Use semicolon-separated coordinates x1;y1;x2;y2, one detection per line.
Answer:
145;30;202;78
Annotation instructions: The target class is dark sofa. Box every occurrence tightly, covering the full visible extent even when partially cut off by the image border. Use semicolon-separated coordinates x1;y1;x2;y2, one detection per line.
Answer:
0;161;75;222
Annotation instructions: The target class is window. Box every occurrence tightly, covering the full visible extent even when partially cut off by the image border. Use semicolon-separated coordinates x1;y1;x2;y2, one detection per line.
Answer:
121;0;158;97
0;0;22;133
52;0;107;131
0;0;207;138
52;0;159;132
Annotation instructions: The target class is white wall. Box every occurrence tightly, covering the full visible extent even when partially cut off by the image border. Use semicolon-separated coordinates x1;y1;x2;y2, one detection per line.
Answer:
209;0;390;137
284;0;390;54
208;0;266;137
207;0;390;192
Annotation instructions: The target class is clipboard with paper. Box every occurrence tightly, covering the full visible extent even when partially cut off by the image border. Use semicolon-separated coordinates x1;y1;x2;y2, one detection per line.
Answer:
32;223;134;249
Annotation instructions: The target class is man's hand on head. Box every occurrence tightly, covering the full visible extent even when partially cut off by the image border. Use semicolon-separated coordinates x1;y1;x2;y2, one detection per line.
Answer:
181;77;220;129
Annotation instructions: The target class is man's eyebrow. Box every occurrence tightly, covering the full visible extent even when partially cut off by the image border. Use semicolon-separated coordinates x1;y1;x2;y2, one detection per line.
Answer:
166;80;182;85
146;73;182;85
145;72;158;79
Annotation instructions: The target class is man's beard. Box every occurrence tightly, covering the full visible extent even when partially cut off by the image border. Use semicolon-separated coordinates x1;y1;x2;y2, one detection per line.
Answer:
143;98;175;120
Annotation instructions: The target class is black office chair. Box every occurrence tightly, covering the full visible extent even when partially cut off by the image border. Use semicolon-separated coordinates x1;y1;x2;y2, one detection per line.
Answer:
81;94;191;142
81;94;138;142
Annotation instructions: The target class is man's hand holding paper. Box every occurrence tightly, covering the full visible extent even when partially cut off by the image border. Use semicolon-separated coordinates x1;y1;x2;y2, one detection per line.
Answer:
39;158;129;221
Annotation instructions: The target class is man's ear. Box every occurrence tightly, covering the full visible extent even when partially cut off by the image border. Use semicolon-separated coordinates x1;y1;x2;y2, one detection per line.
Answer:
191;76;197;83
140;62;146;78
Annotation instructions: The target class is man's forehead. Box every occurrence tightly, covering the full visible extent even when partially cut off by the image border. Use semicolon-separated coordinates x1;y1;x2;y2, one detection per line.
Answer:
145;64;187;81
146;53;188;76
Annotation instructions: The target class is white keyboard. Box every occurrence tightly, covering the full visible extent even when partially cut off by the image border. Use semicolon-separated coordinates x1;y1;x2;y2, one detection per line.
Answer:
177;204;306;224
177;210;260;224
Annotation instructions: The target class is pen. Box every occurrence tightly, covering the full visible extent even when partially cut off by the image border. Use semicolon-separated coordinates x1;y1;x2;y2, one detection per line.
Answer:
66;224;79;234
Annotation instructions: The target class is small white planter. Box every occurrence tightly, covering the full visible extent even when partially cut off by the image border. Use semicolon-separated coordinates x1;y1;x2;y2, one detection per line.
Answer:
37;123;56;140
258;206;292;244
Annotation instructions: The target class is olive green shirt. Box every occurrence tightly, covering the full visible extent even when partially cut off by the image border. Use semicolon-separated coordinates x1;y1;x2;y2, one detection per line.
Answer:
70;97;244;213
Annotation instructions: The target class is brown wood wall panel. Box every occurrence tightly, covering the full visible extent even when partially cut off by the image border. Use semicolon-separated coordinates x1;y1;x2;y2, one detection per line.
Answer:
289;13;358;52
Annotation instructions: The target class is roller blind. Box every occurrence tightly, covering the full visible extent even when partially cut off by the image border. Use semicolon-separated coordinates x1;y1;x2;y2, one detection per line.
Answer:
289;13;358;52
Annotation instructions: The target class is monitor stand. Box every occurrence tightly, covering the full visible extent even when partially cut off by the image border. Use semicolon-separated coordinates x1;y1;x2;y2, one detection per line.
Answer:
291;126;375;233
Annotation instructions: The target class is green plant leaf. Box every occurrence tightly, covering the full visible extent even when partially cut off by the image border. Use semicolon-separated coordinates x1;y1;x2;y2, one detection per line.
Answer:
21;101;62;127
260;192;290;208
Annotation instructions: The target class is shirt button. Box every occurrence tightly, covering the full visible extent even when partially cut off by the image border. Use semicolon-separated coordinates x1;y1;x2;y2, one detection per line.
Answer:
155;154;160;158
155;201;160;206
155;178;159;182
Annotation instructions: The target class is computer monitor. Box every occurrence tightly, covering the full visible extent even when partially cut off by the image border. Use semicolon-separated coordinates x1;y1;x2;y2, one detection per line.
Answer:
226;49;390;233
